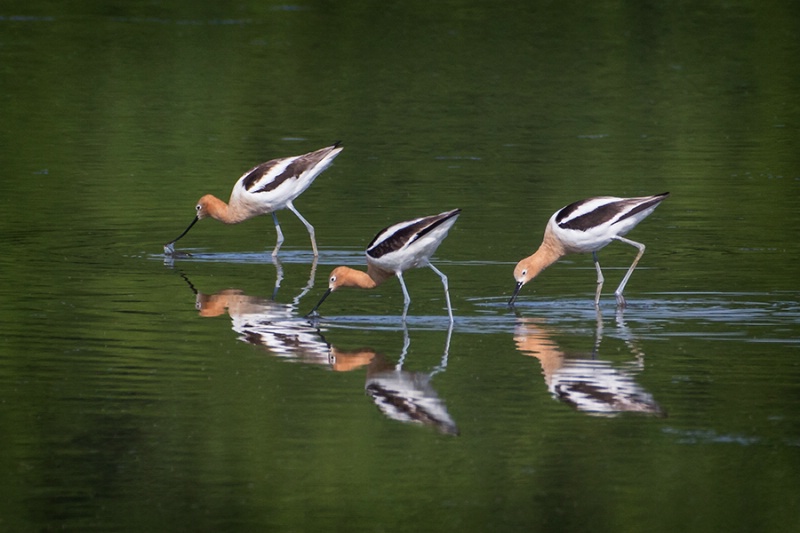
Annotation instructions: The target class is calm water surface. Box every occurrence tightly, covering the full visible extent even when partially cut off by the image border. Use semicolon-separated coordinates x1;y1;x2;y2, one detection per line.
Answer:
1;1;800;532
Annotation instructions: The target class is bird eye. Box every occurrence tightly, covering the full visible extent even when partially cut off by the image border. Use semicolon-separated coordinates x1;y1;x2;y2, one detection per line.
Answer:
521;269;527;277
195;204;202;211
330;276;336;283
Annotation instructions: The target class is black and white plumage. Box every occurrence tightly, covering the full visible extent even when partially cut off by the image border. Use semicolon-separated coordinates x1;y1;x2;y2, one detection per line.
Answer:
365;208;462;268
165;142;343;256
510;193;669;307
308;209;461;322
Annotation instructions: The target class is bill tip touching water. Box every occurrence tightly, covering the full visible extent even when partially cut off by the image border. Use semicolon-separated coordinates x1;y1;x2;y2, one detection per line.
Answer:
163;242;193;258
164;142;343;256
509;192;669;308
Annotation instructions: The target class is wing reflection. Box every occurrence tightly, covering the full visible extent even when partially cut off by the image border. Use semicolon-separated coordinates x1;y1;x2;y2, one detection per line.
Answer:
514;313;664;416
196;288;332;364
180;261;333;365
329;325;459;435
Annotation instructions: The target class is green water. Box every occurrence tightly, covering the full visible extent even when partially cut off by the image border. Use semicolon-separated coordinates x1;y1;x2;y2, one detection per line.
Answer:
2;1;799;532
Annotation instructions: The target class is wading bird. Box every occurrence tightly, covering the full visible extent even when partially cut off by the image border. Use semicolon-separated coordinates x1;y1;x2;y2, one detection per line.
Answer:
308;209;461;322
509;193;669;308
164;142;343;256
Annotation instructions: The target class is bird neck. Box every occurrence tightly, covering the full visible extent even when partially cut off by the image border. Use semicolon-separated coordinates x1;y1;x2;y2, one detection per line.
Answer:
523;228;567;278
337;266;393;289
200;195;249;224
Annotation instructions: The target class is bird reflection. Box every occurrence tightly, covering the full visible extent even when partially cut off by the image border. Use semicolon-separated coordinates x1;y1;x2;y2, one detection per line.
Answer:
175;265;458;432
329;325;459;435
513;313;664;416
167;253;314;301
180;260;333;364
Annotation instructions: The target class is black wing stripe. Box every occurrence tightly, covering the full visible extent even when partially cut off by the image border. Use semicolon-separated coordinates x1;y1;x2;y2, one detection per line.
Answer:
555;197;596;225
611;195;666;226
557;200;629;231
253;158;305;193
367;209;460;259
367;218;432;259
557;195;667;232
244;144;341;194
242;161;280;192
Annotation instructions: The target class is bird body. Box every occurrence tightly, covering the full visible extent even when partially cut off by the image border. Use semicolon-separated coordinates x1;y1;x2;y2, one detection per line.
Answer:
547;195;667;253
510;193;669;307
165;142;343;256
365;210;461;274
308;209;461;321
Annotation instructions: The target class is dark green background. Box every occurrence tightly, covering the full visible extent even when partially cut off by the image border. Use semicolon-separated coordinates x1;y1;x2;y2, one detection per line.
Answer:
1;1;799;531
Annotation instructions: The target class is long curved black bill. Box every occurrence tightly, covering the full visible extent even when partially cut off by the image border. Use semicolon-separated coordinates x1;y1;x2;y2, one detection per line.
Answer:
305;288;332;318
164;216;199;252
508;281;524;307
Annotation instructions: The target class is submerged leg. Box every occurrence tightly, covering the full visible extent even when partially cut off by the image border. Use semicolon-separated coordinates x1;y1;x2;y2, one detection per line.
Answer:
431;321;454;376
396;323;411;370
612;236;646;308
592;251;604;308
396;271;412;322
592;305;604;358
286;201;318;257
428;263;454;323
271;255;284;300
294;255;318;303
271;212;285;257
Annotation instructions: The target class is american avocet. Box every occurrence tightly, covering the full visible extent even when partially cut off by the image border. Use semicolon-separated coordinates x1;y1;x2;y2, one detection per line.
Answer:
164;142;343;256
509;193;669;308
308;208;461;322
